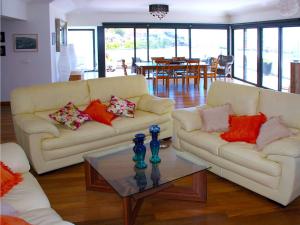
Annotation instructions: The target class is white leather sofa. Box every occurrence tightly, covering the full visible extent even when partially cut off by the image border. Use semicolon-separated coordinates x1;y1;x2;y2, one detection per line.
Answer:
172;81;300;206
11;75;174;174
1;143;73;225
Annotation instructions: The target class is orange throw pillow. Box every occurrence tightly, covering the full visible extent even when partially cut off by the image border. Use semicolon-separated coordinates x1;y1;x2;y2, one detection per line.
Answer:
0;162;22;197
1;216;31;225
83;100;117;126
220;113;267;144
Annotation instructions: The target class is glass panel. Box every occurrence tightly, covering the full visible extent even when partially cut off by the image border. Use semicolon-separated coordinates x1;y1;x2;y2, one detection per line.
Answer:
136;28;148;61
244;29;257;84
191;29;227;60
149;29;175;59
262;28;279;90
282;27;300;92
105;28;134;77
68;29;95;71
176;29;189;58
233;29;244;79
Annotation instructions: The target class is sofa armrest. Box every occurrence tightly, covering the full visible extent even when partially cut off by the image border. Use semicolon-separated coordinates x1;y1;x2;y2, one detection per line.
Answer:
172;105;207;132
0;143;30;173
263;138;300;158
14;114;60;137
137;94;175;115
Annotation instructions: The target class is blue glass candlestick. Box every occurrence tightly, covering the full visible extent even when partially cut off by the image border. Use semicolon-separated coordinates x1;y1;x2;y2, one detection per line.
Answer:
134;133;147;169
149;125;161;164
132;137;138;162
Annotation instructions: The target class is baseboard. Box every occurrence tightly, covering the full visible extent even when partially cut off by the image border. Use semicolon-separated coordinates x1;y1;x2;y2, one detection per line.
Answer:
1;101;10;106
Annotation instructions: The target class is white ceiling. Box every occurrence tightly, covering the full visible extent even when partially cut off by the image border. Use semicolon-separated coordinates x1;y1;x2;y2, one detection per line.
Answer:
51;0;281;16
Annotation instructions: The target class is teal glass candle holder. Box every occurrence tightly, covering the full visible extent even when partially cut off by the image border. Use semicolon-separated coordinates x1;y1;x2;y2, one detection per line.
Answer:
149;125;161;164
134;133;147;169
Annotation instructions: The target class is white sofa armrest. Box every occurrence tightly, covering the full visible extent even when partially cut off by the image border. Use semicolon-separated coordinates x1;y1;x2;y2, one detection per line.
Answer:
137;94;175;115
0;143;30;173
263;138;300;158
14;114;60;137
172;105;207;132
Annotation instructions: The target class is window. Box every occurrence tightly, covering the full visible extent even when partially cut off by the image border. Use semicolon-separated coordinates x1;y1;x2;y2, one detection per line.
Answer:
105;28;134;77
191;29;227;60
136;28;148;61
282;27;300;92
149;29;175;59
176;29;189;58
262;28;279;90
233;29;257;83
233;29;244;80
68;29;96;71
244;29;258;84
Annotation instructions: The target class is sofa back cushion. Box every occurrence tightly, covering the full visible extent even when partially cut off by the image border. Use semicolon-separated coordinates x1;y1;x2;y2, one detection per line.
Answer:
11;80;90;115
88;75;148;103
258;88;300;129
207;81;259;115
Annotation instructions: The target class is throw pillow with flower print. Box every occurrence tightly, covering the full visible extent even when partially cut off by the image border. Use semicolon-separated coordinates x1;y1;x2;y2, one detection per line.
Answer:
107;96;136;118
49;102;91;130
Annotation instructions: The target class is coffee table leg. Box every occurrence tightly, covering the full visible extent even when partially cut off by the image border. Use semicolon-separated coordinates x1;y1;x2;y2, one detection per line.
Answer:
193;171;207;202
123;197;144;225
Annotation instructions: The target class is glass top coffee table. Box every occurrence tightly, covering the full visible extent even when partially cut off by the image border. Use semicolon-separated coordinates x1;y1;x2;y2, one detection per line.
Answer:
84;144;208;225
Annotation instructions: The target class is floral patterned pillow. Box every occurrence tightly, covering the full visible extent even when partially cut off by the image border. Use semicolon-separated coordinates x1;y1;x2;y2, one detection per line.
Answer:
107;96;136;118
49;102;91;130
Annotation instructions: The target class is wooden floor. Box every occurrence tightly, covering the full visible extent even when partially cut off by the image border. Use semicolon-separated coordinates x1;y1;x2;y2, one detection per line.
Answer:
1;78;300;225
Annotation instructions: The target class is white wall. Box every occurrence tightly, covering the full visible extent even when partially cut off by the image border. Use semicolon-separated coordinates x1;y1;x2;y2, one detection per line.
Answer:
230;8;300;23
1;2;52;101
67;11;230;26
0;0;27;20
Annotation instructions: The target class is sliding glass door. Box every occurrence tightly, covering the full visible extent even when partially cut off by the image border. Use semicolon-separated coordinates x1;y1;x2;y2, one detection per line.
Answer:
105;28;134;77
233;29;244;80
149;29;175;59
176;29;189;58
282;27;300;92
262;28;279;89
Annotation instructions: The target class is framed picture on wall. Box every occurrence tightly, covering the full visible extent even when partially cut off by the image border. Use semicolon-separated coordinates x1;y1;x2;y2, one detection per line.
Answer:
13;34;38;52
1;46;6;56
1;32;5;43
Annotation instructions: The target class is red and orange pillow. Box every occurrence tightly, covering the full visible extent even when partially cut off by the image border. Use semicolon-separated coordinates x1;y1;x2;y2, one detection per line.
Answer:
1;162;22;197
83;100;117;126
220;113;267;144
0;216;31;225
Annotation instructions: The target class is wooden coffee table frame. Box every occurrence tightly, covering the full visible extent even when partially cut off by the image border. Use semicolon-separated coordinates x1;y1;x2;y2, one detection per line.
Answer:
85;160;207;225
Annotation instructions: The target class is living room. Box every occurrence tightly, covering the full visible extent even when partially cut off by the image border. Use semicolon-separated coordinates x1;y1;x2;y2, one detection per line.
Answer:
1;0;300;225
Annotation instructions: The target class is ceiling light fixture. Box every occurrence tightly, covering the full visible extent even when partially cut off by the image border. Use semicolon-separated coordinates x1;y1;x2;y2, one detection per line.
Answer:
149;4;169;20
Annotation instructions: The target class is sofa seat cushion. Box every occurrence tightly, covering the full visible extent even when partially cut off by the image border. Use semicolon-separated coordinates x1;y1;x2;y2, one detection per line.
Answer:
112;110;171;134
178;129;227;155
18;208;72;225
219;142;281;177
42;121;116;151
263;136;300;158
3;173;50;212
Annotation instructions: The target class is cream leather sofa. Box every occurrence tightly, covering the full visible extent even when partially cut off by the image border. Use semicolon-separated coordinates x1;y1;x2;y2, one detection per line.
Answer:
172;81;300;206
1;143;73;225
11;75;174;174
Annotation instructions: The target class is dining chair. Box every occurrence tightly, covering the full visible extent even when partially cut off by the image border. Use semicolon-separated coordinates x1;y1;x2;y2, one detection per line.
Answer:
185;59;201;88
153;59;171;92
205;57;219;81
121;59;128;76
151;57;165;63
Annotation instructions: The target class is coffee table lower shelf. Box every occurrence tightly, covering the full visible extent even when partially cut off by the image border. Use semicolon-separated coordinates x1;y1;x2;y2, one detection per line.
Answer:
85;160;207;225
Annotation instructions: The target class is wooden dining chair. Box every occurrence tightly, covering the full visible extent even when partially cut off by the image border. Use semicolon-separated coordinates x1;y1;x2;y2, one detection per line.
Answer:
172;57;186;62
153;59;171;92
185;59;201;88
205;57;219;81
151;57;165;63
121;59;128;76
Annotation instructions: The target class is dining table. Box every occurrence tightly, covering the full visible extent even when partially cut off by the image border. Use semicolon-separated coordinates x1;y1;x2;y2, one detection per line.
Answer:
135;61;210;89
